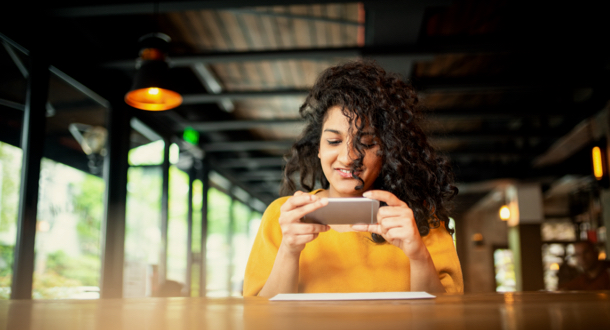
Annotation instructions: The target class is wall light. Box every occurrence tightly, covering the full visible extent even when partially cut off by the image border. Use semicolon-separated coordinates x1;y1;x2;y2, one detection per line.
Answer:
499;205;510;221
125;33;182;111
592;146;604;180
472;233;484;246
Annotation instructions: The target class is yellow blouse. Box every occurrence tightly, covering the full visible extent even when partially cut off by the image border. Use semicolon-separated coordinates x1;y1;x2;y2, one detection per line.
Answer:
243;191;463;296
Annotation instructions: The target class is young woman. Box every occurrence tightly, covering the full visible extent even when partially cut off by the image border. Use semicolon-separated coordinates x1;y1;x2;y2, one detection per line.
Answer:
243;61;463;297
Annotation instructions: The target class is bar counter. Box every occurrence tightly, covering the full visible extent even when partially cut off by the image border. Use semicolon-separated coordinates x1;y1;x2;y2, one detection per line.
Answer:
1;291;609;329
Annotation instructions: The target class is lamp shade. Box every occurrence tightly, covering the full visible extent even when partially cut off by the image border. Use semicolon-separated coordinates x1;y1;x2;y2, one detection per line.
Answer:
125;34;182;111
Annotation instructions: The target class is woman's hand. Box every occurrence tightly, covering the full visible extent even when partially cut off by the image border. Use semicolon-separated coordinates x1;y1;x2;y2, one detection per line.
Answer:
351;190;427;261
258;192;329;297
278;191;330;255
352;190;446;293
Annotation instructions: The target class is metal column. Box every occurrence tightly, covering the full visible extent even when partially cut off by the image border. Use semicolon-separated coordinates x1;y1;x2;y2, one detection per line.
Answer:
227;187;235;296
159;137;170;285
11;49;49;299
99;101;131;298
199;158;210;297
185;165;194;296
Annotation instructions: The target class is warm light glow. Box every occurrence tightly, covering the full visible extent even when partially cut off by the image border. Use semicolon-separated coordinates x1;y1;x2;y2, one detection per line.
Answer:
37;220;50;232
472;233;483;242
499;205;510;221
600;252;607;260
550;263;559;271
125;87;182;111
592;146;604;180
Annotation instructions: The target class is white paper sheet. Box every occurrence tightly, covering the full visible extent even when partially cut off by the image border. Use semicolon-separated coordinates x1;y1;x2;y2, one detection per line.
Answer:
269;292;435;301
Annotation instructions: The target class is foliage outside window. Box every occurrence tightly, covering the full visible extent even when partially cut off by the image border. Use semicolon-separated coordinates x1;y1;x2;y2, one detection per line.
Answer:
494;248;516;292
32;158;104;299
124;140;163;297
0;142;22;299
167;165;189;291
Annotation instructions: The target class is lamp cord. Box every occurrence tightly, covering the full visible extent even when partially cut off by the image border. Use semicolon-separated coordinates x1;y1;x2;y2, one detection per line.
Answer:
153;0;160;34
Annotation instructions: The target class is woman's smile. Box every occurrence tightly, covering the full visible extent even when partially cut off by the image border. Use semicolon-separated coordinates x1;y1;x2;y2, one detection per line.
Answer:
335;168;359;178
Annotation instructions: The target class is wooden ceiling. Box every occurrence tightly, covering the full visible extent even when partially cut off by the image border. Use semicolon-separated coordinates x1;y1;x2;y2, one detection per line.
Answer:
1;0;610;215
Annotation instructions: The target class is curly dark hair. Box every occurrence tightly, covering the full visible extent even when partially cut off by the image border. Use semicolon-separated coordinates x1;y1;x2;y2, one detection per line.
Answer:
280;60;458;237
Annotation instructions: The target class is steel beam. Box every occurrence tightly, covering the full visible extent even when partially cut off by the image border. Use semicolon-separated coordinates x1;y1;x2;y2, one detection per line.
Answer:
181;90;308;104
203;140;294;152
11;49;49;300
105;43;510;69
100;100;131;299
198;158;210;298
214;157;286;168
159;137;171;285
178;119;303;132
185;166;194;296
50;0;361;17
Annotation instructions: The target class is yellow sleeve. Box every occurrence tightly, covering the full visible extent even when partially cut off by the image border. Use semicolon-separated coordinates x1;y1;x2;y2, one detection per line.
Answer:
424;225;464;293
242;197;288;296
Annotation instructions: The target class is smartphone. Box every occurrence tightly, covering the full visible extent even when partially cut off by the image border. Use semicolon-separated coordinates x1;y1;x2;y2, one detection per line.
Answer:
303;198;380;225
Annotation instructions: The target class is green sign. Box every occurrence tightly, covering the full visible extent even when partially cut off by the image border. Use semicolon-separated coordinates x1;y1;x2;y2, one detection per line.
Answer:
183;127;199;145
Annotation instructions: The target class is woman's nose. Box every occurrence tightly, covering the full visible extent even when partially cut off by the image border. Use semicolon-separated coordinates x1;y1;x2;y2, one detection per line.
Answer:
338;141;356;164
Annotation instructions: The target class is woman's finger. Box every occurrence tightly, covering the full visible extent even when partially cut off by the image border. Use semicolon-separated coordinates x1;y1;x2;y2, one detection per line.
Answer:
377;217;410;231
281;193;318;211
350;223;383;235
287;197;329;221
363;190;406;207
383;227;409;241
283;223;329;235
286;233;320;246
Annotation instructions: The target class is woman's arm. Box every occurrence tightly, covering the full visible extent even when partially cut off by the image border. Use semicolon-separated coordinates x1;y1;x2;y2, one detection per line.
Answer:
258;245;301;296
408;247;446;293
352;190;446;293
257;192;329;297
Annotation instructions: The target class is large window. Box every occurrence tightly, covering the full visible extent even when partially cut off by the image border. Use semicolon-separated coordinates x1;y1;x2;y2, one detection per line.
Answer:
0;142;22;299
167;164;189;292
124;135;164;297
494;248;516;292
0;34;28;299
31;68;109;299
33;159;104;299
205;182;262;297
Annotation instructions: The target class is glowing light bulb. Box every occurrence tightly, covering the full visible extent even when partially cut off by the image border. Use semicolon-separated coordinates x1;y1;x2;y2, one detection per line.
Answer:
592;146;604;180
499;205;510;221
148;88;160;95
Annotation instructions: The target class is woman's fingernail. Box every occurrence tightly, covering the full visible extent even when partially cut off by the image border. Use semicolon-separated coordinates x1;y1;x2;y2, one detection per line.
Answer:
363;192;371;198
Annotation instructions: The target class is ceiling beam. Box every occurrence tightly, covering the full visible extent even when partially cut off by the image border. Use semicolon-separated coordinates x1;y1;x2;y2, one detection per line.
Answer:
176;119;303;132
104;43;512;69
190;63;234;112
50;0;363;17
181;90;308;104
235;170;284;181
172;106;574;133
214;157;286;168
203;140;294;152
202;128;563;152
208;160;276;206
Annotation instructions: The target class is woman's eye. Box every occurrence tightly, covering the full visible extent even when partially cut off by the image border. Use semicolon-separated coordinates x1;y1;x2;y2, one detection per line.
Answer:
360;140;377;148
327;140;341;145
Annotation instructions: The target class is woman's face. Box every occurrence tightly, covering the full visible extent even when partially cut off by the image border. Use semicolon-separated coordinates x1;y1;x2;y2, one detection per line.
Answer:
318;106;382;198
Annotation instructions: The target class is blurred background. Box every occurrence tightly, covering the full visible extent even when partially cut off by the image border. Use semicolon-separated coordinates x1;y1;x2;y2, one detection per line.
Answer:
0;0;609;298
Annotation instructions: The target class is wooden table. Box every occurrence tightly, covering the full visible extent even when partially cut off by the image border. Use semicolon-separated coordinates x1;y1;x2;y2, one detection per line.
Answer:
1;291;609;330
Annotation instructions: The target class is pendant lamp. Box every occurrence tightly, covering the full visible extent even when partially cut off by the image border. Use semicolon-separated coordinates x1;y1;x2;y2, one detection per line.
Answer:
125;33;182;111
